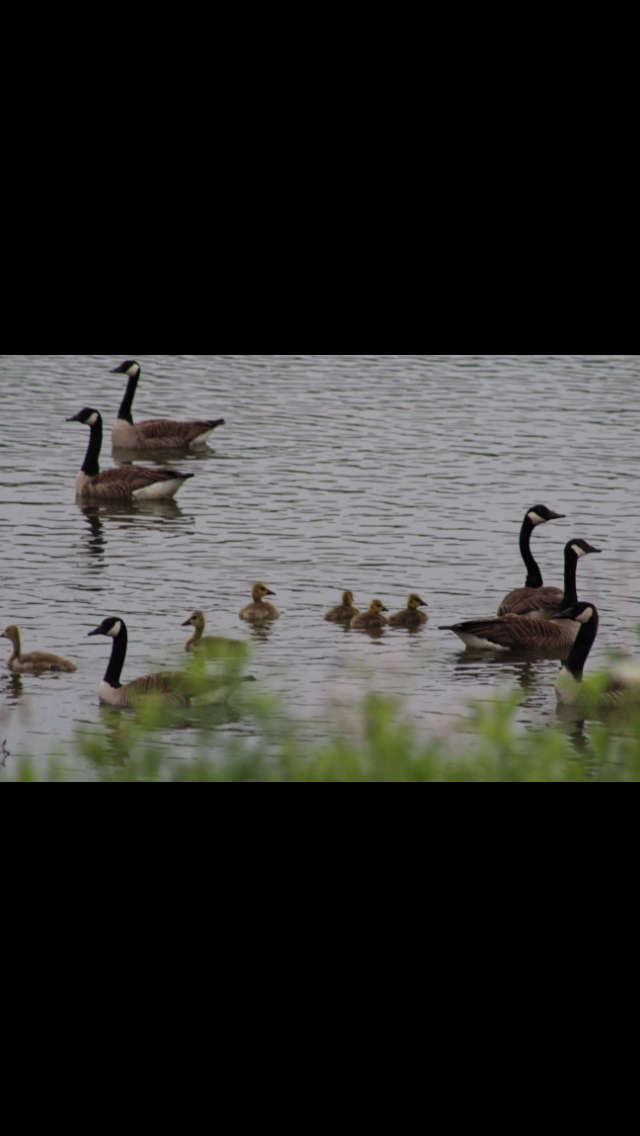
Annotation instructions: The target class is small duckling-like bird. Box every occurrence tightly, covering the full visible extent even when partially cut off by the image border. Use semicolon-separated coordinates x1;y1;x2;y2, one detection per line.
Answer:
2;625;77;674
68;409;194;501
553;602;640;708
111;360;225;450
351;600;389;632
182;612;248;656
324;592;360;624
389;594;429;629
240;584;281;624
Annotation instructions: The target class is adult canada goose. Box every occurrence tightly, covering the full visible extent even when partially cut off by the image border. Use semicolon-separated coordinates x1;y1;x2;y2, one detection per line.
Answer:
111;361;225;450
240;584;280;624
498;505;566;617
553;603;640;708
441;539;601;650
351;601;389;632
324;592;360;624
89;618;192;706
2;626;78;674
182;612;248;656
389;594;429;629
68;409;194;501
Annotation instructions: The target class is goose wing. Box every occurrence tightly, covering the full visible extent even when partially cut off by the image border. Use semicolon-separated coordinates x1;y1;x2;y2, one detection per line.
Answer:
85;466;192;500
443;615;577;650
498;586;565;617
19;651;77;673
134;419;225;446
122;671;192;707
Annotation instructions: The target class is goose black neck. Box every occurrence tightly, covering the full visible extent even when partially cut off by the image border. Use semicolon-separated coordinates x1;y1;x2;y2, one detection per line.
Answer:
563;547;581;606
118;374;139;425
520;516;544;589
82;417;103;477
564;612;599;682
104;626;128;689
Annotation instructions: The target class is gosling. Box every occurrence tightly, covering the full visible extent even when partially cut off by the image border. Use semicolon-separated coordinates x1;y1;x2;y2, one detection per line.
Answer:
183;612;248;656
351;600;389;632
389;594;429;630
240;584;280;624
2;625;78;674
325;591;360;624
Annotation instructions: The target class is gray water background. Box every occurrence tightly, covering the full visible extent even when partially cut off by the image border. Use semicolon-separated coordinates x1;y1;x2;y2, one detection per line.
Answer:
1;354;638;776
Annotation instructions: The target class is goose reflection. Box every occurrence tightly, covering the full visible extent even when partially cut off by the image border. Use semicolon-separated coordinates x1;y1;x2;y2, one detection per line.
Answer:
452;651;559;695
112;444;220;466
2;673;25;704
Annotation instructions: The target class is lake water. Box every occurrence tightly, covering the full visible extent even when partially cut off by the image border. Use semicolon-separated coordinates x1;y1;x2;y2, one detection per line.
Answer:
1;354;638;777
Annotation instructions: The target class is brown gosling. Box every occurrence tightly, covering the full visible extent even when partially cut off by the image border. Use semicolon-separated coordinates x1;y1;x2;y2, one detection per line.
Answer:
325;591;360;624
240;584;280;624
351;600;389;632
2;625;78;674
183;612;248;656
389;594;429;629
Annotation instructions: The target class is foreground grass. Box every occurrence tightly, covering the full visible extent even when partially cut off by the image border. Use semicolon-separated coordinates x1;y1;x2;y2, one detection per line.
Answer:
4;679;640;782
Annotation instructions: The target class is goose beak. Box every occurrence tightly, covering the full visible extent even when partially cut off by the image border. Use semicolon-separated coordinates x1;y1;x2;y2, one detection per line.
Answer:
182;620;192;627
111;365;126;373
88;627;103;637
549;512;566;521
590;546;603;554
266;590;276;596
419;601;428;608
66;414;81;422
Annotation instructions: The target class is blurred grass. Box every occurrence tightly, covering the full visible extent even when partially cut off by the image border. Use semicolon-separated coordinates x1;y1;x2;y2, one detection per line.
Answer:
2;646;640;782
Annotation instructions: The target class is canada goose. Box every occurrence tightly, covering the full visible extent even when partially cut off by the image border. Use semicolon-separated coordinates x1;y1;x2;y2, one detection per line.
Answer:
389;594;429;629
88;618;192;707
553;603;640;708
68;409;194;500
351;600;389;632
441;539;601;650
2;625;77;674
111;361;225;450
498;505;566;617
240;584;280;624
324;592;360;624
182;612;248;656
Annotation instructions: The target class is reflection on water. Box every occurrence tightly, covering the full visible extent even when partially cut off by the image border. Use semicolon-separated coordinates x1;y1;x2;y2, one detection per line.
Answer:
2;353;639;776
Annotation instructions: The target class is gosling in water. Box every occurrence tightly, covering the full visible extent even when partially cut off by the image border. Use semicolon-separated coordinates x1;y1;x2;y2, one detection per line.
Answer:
351;600;389;632
325;591;360;624
389;594;429;630
2;625;78;674
183;612;248;656
240;584;280;624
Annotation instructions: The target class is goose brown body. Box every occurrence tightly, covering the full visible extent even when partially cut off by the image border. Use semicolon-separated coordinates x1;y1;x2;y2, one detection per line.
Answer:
183;612;248;655
240;584;280;624
389;594;429;629
325;592;360;624
111;361;225;450
351;601;389;632
68;410;193;501
2;626;77;674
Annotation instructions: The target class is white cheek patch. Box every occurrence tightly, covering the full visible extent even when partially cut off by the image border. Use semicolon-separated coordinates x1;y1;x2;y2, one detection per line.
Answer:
572;544;588;558
528;512;546;526
87;412;99;426
107;621;122;638
127;365;140;377
576;607;594;624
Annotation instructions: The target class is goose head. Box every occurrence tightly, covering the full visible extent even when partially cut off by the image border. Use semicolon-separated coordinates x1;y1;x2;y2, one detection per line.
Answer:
88;618;127;639
368;600;389;615
2;626;21;648
341;591;356;607
527;505;566;526
252;583;276;602
111;361;141;378
406;594;428;610
566;539;602;559
553;602;599;625
183;611;206;630
67;408;102;427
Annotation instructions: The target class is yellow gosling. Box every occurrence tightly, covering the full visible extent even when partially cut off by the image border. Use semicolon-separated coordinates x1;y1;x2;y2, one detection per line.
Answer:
182;612;248;656
240;584;280;624
325;591;360;624
389;594;429;630
2;625;78;674
350;600;389;632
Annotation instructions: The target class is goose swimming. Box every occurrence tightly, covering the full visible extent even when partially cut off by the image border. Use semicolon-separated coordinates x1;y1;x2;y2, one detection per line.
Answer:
441;540;601;650
389;594;429;629
111;361;225;450
183;612;248;656
498;505;566;617
2;625;77;674
553;603;640;708
68;409;194;500
351;600;389;632
324;592;360;624
240;584;280;624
